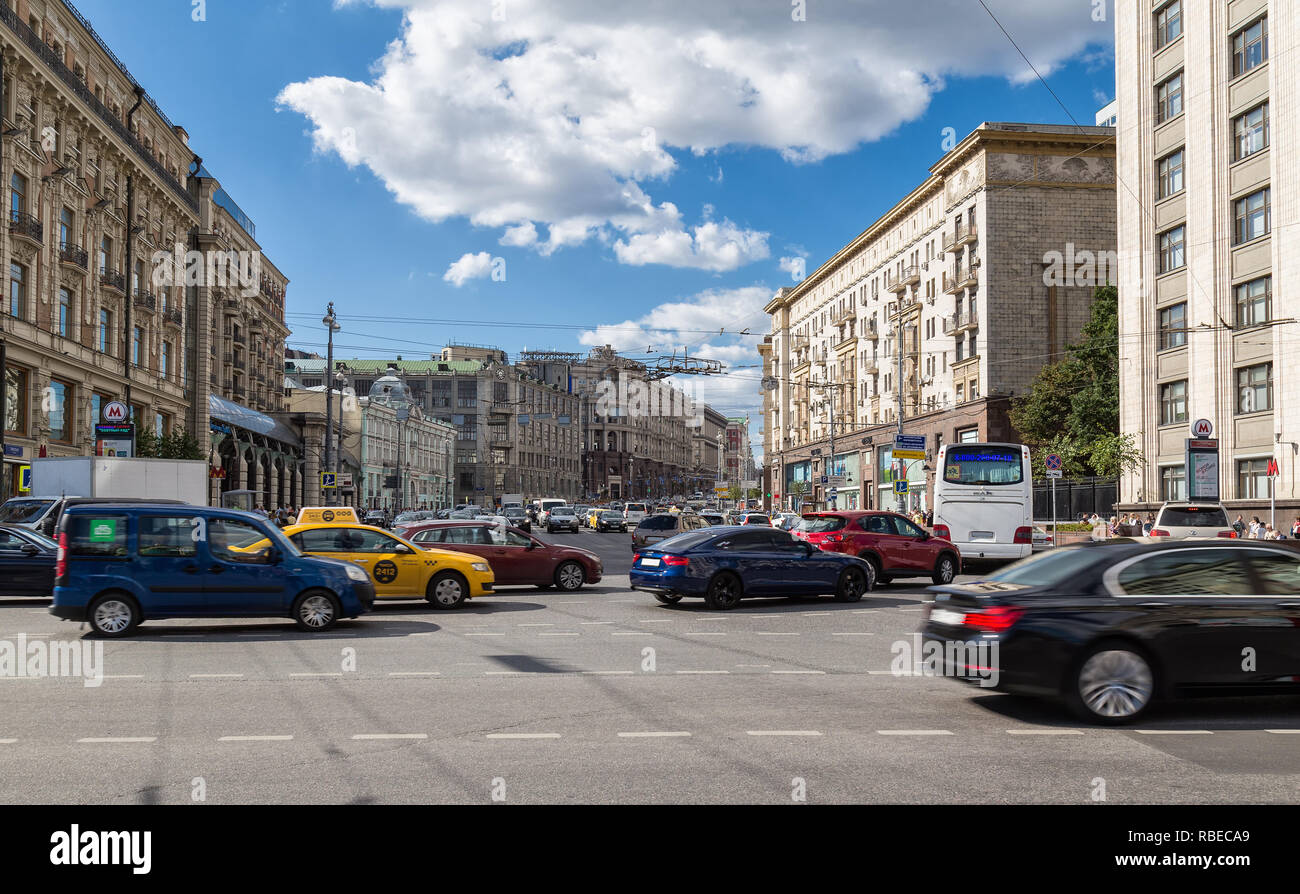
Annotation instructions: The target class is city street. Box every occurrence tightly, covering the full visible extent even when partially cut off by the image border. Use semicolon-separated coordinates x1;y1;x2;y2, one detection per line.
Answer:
2;529;1296;805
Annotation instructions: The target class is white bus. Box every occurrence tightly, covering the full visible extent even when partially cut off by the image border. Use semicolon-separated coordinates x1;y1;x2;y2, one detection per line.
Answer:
932;442;1033;561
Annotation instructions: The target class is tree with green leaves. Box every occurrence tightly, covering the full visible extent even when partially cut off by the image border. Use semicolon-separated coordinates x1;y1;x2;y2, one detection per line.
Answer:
1010;285;1143;479
134;427;205;460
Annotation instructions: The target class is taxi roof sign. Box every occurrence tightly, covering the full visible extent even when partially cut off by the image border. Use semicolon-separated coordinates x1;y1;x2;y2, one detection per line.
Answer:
295;507;361;525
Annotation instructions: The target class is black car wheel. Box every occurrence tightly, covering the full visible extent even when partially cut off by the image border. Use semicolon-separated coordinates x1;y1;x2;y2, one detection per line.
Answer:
654;593;682;605
704;572;743;611
293;589;341;632
427;571;468;609
1067;641;1156;724
555;561;585;591
834;566;868;603
932;554;957;586
859;553;888;587
88;592;140;638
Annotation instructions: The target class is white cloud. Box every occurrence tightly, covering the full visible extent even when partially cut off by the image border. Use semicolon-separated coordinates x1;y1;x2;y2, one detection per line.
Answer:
442;251;494;286
279;0;1109;269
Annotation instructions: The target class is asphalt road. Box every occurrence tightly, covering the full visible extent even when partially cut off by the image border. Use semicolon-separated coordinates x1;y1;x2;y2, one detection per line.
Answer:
1;528;1297;804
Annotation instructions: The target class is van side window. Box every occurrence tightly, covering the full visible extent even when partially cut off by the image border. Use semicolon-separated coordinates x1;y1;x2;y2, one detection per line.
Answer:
208;518;274;564
66;515;129;558
138;516;199;558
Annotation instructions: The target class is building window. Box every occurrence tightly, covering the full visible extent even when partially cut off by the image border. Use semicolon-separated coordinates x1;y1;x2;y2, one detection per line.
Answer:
160;341;170;379
1237;363;1272;414
1159;380;1187;426
48;379;71;442
99;309;111;354
98;235;113;274
155;412;167;436
1158;225;1185;273
1234;187;1270;244
1156;72;1183;123
132;327;142;365
8;262;25;318
1155;1;1181;49
57;288;71;338
1156;149;1184;199
59;207;72;249
1235;276;1271;328
10;172;26;218
1232;17;1268;78
1237;458;1269;499
4;366;27;436
957;427;979;443
1158;303;1187;350
1159;465;1186;502
1234;104;1269;161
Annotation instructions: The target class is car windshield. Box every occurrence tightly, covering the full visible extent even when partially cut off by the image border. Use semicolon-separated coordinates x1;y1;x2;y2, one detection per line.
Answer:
943;446;1024;485
799;515;846;533
0;500;54;524
981;547;1101;587
600;511;621;519
1160;506;1229;527
505;509;526;517
646;529;717;553
551;508;575;516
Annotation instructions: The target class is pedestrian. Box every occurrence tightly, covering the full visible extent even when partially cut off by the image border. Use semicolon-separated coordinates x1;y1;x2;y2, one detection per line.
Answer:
1264;524;1279;540
1233;515;1246;536
1143;512;1155;535
1292;518;1300;539
1090;515;1109;542
1249;516;1263;539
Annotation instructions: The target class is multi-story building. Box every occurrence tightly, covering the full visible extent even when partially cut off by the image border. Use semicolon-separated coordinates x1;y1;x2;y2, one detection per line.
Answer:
1116;1;1296;518
0;0;298;504
359;366;453;511
766;122;1116;514
725;416;753;487
692;404;728;492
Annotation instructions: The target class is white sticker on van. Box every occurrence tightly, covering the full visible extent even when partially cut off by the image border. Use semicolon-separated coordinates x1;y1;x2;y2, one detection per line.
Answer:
191;517;207;542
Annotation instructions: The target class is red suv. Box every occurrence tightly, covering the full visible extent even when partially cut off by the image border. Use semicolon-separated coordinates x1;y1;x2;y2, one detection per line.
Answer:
793;511;960;586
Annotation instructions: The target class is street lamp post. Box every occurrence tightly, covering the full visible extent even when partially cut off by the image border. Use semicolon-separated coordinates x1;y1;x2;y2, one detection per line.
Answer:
894;322;915;513
321;303;339;499
334;366;347;486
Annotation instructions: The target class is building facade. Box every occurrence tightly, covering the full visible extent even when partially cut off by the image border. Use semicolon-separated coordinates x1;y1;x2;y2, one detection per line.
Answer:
1116;1;1298;518
358;367;454;512
765;122;1116;514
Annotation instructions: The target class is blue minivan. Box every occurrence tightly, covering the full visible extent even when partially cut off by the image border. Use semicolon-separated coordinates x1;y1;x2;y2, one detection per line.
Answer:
51;504;375;636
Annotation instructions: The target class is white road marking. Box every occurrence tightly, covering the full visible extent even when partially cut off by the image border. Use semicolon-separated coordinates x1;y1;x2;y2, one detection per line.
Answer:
675;670;729;675
867;671;902;675
832;632;874;636
388;672;441;677
557;601;583;604
538;632;581;637
580;622;614;626
898;608;925;612
0;739;16;744
219;735;294;742
1135;730;1213;735
407;632;434;637
1265;729;1300;734
612;632;653;636
486;733;561;739
746;730;822;737
686;632;726;637
639;619;673;623
1006;729;1085;736
485;671;528;676
802;612;834;616
518;623;554;627
77;737;157;744
771;670;825;675
618;731;691;738
745;615;781;619
877;730;953;736
352;734;428;740
756;632;800;637
190;674;244;679
852;610;879;614
289;673;343;678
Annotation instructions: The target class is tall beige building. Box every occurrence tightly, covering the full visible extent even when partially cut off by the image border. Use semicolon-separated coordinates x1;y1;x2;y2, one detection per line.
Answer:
1116;1;1294;513
766;122;1115;513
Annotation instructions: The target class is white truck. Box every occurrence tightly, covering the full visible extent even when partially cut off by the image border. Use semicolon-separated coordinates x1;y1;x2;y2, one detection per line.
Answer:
501;493;524;510
0;457;210;536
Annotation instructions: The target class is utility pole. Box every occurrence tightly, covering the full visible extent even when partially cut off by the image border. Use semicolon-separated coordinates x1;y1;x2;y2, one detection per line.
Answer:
896;322;906;513
322;303;339;500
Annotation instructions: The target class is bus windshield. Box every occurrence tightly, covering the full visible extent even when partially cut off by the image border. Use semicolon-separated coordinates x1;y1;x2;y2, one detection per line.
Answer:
943;447;1024;485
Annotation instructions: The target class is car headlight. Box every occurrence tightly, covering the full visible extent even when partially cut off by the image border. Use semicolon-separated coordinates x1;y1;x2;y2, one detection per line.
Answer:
344;564;369;582
471;563;491;573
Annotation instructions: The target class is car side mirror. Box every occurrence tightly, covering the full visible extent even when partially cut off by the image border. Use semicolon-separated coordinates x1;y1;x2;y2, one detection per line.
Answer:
20;543;39;556
527;541;538;550
395;544;414;554
804;542;816;556
267;547;283;564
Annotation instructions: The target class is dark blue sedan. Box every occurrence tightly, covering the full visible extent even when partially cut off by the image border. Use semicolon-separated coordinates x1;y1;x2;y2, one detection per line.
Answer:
629;526;874;610
0;523;57;597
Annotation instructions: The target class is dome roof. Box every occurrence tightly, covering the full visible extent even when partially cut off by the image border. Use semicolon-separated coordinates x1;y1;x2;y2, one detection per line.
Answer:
368;366;411;408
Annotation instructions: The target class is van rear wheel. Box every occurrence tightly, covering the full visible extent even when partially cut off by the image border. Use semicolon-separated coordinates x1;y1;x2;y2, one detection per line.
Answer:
88;593;140;638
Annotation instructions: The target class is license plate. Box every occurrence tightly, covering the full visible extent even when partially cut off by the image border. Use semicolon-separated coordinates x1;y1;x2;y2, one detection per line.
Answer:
930;608;965;626
969;531;995;542
640;558;661;567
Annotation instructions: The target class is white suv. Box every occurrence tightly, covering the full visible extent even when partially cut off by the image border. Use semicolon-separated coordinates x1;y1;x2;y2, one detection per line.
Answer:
1150;502;1236;539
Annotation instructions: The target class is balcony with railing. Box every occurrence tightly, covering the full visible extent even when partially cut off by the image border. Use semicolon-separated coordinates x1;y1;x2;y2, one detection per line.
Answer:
98;268;125;292
943;310;979;335
8;210;42;243
59;242;88;269
132;291;156;311
943;265;979;293
163;308;183;326
830;305;856;324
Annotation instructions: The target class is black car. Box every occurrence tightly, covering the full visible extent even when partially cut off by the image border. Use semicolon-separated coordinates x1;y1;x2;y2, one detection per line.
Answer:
504;507;531;532
0;524;58;597
922;540;1300;724
596;510;627;533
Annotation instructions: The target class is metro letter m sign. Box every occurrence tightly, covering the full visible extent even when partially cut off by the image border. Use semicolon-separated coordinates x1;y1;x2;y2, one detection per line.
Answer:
1268;458;1280;478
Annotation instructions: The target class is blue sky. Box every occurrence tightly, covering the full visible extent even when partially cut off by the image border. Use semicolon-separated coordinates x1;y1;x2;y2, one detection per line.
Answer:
74;0;1115;452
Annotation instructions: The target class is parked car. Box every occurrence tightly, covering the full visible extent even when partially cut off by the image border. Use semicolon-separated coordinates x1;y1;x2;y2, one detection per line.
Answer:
1031;525;1054;551
630;526;874;610
794;511;961;585
631;511;710;552
547;506;581;534
504;507;532;532
279;523;495;608
624;502;650;526
596;510;627;533
51;505;375;636
404;521;602;590
1149;502;1236;539
363;510;390;529
0;524;58;597
923;540;1300;723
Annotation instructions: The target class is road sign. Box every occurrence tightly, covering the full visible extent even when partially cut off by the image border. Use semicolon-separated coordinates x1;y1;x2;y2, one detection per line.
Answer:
829;475;847;487
321;473;337;488
714;486;729;496
1191;418;1213;438
1045;453;1063;472
18;465;30;492
102;400;129;423
1046;469;1063;479
893;434;926;461
1186;438;1220;502
893;480;909;495
336;474;354;489
820;475;829;484
1268;457;1280;477
827;487;838;498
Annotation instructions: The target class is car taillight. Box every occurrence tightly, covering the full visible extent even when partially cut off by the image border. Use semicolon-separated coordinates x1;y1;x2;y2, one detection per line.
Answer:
55;532;68;582
1216;531;1237;538
633;553;641;563
662;555;690;566
1013;526;1032;544
825;533;843;542
1149;529;1170;537
933;524;951;540
963;606;1023;633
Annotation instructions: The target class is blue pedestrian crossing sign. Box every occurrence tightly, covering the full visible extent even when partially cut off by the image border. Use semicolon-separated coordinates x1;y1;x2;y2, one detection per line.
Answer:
321;472;338;488
893;480;909;495
1045;454;1063;471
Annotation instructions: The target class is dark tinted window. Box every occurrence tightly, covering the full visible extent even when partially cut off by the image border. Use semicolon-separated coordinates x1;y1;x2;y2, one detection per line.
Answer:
799;515;846;533
443;525;491;544
411;528;445;543
208;518;274;564
943;447;1024;485
0;499;53;524
860;515;893;535
137;515;199;557
1158;506;1229;527
0;530;27;550
66;514;129;557
715;531;776;552
637;515;679;531
987;547;1103;586
1117;549;1251;595
649;530;717;553
1247;550;1300;595
294;528;345;552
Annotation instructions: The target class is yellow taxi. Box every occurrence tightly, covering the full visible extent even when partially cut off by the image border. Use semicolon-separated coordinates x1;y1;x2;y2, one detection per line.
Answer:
296;507;361;525
276;523;494;608
586;507;603;529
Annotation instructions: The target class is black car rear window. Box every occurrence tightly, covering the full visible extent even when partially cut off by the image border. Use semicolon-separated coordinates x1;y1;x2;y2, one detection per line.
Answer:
798;516;845;533
984;547;1104;587
65;514;130;558
637;515;679;531
1159;507;1229;527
